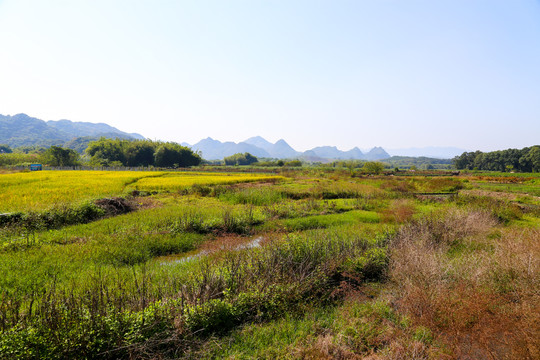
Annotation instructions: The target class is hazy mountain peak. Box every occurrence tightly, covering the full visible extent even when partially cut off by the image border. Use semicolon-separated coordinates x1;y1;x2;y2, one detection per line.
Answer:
13;113;31;119
192;137;270;159
244;136;274;150
245;135;270;143
365;147;390;160
387;146;466;159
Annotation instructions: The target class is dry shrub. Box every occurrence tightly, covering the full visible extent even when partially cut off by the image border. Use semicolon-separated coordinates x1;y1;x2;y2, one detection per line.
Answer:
392;209;496;251
382;200;416;223
389;209;540;359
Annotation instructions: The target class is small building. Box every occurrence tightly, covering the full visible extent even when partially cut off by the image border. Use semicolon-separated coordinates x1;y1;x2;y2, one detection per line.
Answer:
30;164;43;171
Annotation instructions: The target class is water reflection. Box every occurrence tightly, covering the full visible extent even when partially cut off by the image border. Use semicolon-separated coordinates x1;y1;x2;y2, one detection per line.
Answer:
157;236;263;265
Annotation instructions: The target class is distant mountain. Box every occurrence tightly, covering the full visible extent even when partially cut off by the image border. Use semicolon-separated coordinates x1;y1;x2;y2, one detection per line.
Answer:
190;137;271;160
309;146;348;159
186;136;390;161
272;139;300;158
307;145;389;160
365;146;391;160
299;150;330;163
244;137;300;158
344;147;364;159
0;113;145;148
387;147;466;159
243;136;274;151
63;134;140;153
47;119;144;139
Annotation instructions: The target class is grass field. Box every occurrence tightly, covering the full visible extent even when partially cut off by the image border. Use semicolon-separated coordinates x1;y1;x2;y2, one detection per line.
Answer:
0;169;538;359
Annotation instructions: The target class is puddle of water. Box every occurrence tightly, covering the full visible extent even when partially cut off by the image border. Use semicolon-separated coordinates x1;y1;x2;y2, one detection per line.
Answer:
234;236;263;250
156;236;263;265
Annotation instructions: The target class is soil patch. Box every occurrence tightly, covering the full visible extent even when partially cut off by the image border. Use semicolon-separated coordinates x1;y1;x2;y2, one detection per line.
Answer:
94;197;135;215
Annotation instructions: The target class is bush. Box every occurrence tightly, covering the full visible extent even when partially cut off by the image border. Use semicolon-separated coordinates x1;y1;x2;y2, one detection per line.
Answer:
224;153;258;166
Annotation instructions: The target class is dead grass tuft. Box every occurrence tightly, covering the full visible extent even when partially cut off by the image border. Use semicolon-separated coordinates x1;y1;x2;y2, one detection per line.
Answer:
298;334;363;360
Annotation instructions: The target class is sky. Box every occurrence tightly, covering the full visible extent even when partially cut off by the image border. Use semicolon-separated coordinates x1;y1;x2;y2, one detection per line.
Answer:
0;0;539;152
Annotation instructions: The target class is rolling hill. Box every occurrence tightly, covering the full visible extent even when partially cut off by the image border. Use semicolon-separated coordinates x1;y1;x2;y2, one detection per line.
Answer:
0;113;145;148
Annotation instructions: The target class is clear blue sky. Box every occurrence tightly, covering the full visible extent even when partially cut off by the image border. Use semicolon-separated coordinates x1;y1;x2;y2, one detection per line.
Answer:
1;0;539;152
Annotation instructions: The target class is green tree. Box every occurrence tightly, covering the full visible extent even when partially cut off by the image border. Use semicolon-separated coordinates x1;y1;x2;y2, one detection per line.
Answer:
41;146;79;166
126;141;155;167
284;160;302;167
224;153;259;166
362;161;385;174
86;138;128;165
85;138;202;168
520;146;540;172
154;143;202;168
0;144;12;154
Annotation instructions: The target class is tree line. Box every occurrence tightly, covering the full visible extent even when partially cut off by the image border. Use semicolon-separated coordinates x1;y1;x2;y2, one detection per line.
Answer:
86;138;202;167
453;146;540;172
0;139;203;168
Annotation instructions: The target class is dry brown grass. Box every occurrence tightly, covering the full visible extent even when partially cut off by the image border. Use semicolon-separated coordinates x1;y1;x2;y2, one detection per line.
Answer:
422;178;463;193
298;334;363;360
381;199;416;224
388;209;540;360
0;169;24;174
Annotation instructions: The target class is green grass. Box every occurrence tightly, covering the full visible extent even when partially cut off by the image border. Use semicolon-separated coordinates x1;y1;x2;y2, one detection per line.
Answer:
278;210;381;232
472;181;540;197
196;306;338;359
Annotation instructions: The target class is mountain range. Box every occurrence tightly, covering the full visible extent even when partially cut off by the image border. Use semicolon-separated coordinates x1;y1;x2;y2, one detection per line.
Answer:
185;136;391;161
387;147;467;159
0;113;144;148
1;113;463;160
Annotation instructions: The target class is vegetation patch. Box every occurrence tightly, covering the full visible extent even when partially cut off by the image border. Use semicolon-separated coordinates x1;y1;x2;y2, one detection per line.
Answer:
0;169;538;359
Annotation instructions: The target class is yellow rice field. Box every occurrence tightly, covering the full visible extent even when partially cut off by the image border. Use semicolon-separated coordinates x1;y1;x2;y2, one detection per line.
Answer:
0;170;281;212
132;172;280;191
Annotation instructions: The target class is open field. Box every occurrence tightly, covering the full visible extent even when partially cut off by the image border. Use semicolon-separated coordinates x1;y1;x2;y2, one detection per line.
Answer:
0;169;538;359
0;170;282;212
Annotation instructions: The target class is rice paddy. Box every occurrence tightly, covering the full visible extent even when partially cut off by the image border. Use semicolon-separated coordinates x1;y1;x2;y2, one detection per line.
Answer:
0;170;282;212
